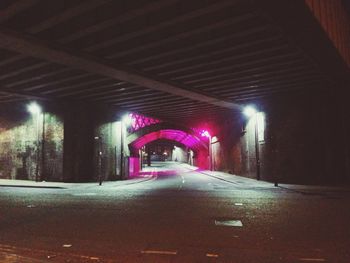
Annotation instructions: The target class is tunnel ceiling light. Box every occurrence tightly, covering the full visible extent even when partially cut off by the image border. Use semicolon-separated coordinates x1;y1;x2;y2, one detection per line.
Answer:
243;105;257;117
27;102;41;115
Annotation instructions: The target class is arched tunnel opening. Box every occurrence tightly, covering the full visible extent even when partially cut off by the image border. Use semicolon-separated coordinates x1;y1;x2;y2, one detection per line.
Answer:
127;129;209;177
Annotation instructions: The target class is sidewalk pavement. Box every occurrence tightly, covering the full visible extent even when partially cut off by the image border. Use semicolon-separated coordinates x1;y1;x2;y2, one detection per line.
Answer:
179;163;350;193
1;164;349;194
0;173;154;190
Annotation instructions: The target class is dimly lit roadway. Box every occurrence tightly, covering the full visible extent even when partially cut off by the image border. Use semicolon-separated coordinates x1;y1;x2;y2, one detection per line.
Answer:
0;162;349;262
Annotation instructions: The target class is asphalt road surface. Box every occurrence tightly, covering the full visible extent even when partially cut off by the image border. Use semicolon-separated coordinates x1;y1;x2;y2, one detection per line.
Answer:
0;162;349;263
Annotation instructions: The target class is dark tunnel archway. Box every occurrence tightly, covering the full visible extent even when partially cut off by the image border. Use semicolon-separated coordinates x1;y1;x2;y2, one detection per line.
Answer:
127;124;209;170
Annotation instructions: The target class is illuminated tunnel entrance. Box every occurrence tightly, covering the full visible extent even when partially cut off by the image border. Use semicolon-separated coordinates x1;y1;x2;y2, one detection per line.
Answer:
127;124;209;175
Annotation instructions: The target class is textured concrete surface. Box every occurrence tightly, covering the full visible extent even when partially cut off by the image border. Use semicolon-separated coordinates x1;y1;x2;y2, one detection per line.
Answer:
0;162;349;262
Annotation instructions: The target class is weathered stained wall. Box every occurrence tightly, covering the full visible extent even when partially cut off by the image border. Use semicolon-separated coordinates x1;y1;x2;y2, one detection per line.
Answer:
63;103;129;182
0;103;63;181
94;120;129;181
211;88;350;185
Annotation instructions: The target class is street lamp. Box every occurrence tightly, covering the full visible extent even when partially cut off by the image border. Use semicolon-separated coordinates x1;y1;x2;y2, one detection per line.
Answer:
201;130;212;171
94;136;103;185
243;105;257;118
120;113;133;179
27;102;42;182
243;105;260;181
27;102;41;115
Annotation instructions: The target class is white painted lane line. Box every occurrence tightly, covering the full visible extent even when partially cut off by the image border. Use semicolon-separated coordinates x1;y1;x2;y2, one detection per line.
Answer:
206;253;219;258
141;250;177;255
299;258;326;262
215;220;243;227
62;244;72;248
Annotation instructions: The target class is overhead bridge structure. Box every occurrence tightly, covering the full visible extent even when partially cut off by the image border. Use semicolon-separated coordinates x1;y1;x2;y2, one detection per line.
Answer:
0;0;349;184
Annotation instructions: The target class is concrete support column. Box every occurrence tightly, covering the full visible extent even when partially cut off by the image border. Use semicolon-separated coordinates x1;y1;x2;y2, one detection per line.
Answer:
63;103;94;182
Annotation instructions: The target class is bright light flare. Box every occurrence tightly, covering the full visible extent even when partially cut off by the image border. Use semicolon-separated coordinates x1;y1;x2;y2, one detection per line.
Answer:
201;130;210;138
243;105;257;117
27;102;41;115
122;113;133;126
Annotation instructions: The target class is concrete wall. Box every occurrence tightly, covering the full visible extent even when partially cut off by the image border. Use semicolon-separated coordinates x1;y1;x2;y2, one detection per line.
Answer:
2;89;348;185
93;120;130;181
0;103;63;181
211;89;350;185
64;103;130;182
0;101;130;183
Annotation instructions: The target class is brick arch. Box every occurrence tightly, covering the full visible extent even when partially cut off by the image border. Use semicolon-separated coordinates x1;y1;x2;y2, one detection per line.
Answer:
127;123;208;154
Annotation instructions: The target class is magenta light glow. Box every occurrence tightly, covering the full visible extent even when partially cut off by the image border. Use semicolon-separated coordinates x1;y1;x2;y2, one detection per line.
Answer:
129;113;161;132
130;129;204;150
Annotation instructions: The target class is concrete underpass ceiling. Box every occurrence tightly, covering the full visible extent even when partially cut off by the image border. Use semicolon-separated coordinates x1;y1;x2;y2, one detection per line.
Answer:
0;0;346;125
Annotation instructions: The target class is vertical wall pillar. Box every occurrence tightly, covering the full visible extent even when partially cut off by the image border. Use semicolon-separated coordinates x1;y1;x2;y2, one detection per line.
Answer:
63;103;94;182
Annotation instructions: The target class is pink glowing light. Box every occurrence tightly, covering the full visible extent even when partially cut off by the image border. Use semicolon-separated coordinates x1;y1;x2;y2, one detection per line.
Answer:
130;129;204;150
200;130;210;138
128;113;161;132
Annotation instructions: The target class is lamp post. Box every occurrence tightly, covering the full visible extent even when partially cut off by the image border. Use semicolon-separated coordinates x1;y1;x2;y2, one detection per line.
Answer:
243;106;260;180
201;130;212;171
27;102;42;182
94;136;103;185
254;114;261;181
121;114;132;179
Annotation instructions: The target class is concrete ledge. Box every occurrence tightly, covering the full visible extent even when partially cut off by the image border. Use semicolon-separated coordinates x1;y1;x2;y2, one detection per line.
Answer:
178;163;350;193
0;175;154;189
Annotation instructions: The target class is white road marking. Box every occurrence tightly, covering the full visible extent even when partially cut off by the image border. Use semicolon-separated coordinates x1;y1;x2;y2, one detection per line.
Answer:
215;220;243;227
141;250;177;255
206;253;219;258
299;258;326;262
62;244;72;248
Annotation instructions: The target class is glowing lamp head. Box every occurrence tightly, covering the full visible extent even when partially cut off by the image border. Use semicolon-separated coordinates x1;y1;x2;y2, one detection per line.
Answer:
201;130;210;138
243;105;257;117
27;102;41;115
122;113;133;126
